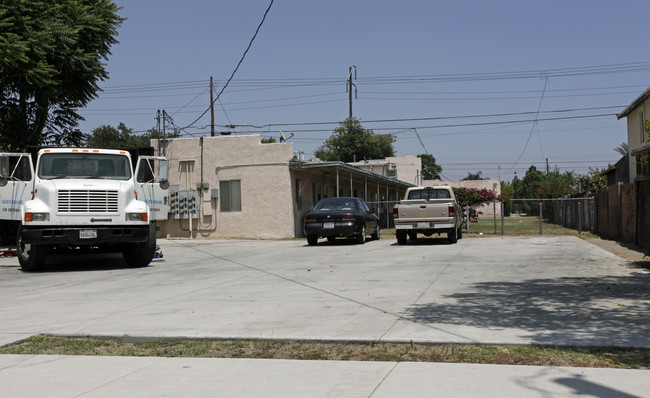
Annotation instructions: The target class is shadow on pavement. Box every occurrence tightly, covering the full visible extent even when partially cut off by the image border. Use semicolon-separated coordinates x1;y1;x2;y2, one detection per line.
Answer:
404;273;650;347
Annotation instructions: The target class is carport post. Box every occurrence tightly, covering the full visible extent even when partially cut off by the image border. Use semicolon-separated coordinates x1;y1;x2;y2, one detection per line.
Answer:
539;202;543;235
350;172;353;195
336;168;339;197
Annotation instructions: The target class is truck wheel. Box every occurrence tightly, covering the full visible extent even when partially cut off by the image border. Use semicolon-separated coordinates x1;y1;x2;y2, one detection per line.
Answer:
122;224;156;267
396;230;407;245
17;227;47;272
448;228;458;244
457;227;463;239
307;235;318;246
356;225;366;244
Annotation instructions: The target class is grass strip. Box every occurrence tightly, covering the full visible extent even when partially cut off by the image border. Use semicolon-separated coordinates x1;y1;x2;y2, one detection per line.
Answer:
1;335;647;369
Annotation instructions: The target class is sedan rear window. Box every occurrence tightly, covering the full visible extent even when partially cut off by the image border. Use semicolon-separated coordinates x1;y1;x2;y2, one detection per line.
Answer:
313;198;358;211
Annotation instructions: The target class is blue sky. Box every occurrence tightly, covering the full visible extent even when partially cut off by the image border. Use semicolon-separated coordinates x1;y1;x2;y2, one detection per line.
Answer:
78;0;650;181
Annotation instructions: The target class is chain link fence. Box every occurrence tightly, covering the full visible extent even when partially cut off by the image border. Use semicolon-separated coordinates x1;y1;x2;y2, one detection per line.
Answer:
465;198;595;236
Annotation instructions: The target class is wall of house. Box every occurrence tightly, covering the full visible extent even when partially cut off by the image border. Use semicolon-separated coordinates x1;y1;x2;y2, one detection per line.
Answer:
347;154;422;185
151;135;296;239
626;100;650;180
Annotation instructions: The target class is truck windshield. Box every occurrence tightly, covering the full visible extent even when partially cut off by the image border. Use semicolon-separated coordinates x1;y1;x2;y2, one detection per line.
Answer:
38;153;131;180
408;189;451;200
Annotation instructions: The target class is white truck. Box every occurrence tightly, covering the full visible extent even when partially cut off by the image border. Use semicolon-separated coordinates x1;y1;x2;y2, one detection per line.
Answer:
0;147;169;271
392;186;463;245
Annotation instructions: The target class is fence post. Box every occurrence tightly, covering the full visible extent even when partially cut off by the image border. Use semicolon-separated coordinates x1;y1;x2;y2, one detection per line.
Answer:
500;202;504;235
539;202;543;235
466;206;470;234
493;201;497;234
578;201;582;235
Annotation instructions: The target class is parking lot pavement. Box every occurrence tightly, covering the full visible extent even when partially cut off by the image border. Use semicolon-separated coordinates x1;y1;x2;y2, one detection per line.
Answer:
0;236;648;347
1;236;648;397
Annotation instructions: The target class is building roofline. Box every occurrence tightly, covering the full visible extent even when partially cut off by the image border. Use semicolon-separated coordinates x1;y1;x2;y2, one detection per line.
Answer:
289;161;414;188
617;87;650;119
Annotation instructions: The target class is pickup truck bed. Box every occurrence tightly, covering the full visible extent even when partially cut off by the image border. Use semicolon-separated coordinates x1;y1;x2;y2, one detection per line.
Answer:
393;186;462;244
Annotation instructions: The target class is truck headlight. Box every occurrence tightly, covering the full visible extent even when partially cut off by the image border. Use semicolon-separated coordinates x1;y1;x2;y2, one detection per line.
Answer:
126;212;148;222
25;212;50;222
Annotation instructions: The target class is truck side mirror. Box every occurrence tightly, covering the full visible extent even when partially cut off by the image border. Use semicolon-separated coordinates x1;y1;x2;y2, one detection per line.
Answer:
0;176;7;187
159;160;169;181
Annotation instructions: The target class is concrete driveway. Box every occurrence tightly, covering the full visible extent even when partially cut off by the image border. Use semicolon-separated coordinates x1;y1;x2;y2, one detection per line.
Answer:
1;236;648;348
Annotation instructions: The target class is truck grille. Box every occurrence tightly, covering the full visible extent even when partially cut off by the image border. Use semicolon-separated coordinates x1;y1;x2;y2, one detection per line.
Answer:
58;190;119;213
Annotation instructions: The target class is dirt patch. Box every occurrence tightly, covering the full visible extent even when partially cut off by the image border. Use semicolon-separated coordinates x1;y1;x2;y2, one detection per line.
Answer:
585;237;650;265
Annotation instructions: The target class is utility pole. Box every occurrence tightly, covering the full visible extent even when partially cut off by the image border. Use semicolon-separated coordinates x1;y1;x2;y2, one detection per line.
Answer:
210;76;215;137
346;66;357;119
156;110;161;155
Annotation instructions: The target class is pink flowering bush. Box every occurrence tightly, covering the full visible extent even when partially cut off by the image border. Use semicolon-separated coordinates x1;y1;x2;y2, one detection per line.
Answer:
452;187;506;207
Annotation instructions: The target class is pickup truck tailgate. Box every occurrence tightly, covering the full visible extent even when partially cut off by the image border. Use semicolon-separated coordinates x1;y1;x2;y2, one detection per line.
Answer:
395;199;454;222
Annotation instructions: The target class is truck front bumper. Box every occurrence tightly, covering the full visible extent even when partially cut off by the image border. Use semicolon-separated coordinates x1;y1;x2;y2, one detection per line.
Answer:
21;225;150;245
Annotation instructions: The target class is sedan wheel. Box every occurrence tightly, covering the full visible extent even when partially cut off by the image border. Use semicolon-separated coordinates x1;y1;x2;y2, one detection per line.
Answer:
307;235;318;246
371;226;380;240
356;225;366;244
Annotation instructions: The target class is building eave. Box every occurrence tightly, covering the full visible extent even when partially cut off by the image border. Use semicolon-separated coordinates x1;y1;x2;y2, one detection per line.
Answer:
617;87;650;119
289;161;414;188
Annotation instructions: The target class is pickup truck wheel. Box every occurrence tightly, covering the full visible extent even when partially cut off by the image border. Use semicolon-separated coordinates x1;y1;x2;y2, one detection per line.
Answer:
356;225;366;244
307;235;318;246
122;224;156;267
17;227;47;272
396;230;407;245
448;228;458;244
457;227;463;239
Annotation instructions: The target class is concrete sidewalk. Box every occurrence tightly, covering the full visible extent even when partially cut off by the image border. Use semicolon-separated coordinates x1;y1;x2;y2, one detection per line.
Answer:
1;354;647;397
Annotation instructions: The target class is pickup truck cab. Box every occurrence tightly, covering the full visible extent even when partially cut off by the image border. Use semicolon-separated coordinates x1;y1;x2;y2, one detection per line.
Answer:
392;186;462;244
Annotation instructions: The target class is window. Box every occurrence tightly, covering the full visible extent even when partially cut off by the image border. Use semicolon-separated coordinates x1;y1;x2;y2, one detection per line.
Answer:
219;180;241;212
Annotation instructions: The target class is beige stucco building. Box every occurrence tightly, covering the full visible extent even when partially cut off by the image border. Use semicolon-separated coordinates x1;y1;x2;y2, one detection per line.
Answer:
152;135;414;239
617;87;650;181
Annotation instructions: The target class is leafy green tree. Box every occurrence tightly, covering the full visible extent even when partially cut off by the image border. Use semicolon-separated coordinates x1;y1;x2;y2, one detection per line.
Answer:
515;166;545;198
463;171;485;180
85;123;179;148
314;117;395;162
418;154;442;180
261;137;276;144
0;0;124;150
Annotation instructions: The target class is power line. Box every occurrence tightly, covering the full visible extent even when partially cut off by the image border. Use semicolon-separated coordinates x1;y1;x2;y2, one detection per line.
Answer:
511;74;549;169
180;0;274;130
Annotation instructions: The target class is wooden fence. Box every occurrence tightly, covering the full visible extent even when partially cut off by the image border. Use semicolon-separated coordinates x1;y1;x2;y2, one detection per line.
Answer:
594;179;650;249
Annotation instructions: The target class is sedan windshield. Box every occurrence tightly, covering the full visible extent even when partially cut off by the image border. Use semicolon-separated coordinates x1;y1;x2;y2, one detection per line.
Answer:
313;198;358;211
38;153;131;180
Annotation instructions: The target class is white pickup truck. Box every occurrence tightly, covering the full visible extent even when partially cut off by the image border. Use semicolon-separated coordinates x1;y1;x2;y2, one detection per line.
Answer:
0;147;169;271
392;186;463;244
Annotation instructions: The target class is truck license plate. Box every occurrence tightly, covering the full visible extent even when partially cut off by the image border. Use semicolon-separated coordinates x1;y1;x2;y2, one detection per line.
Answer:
323;222;335;229
80;229;97;239
417;222;430;228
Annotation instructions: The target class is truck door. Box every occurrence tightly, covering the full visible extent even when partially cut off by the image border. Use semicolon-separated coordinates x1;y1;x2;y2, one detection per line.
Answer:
135;156;170;221
0;153;34;220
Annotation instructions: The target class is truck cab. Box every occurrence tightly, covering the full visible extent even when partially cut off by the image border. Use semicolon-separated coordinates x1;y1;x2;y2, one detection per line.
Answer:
0;148;169;271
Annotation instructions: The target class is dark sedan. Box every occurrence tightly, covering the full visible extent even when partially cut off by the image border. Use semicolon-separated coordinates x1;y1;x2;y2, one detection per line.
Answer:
303;197;380;245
